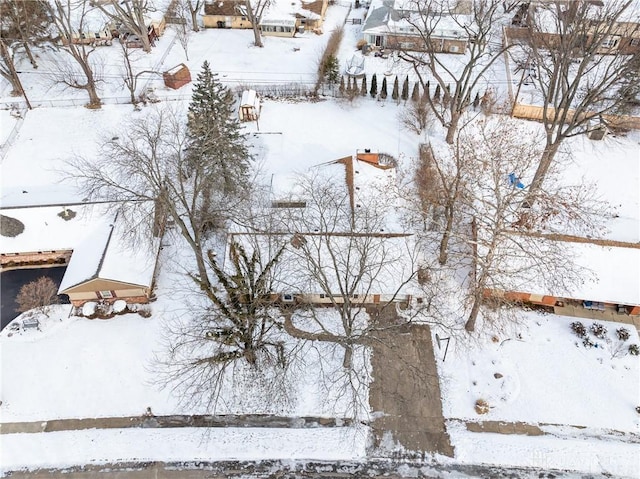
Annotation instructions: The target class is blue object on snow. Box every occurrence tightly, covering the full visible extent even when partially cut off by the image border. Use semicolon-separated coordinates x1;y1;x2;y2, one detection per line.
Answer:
508;172;525;189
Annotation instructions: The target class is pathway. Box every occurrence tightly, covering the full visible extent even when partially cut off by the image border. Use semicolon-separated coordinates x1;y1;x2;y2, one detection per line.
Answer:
367;305;454;457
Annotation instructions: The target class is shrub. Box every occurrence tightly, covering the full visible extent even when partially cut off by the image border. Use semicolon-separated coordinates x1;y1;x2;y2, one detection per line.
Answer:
370;73;378;97
391;76;399;101
380;77;388;99
616;327;631;341
590;322;607;339
356;39;367;50
16;276;59;317
583;337;595;348
475;398;490;414
629;344;639;356
570;321;587;337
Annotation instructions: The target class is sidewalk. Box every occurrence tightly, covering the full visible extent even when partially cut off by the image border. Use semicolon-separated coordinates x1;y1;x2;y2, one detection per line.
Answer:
0;414;353;435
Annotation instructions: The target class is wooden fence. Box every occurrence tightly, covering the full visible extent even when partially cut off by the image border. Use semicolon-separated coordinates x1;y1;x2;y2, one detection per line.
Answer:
511;103;640;130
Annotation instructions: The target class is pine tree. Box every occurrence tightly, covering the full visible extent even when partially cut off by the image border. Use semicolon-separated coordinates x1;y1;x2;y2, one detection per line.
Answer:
370;74;378;97
391;76;399;101
401;76;409;101
339;76;345;96
187;61;250;195
347;75;352;92
411;82;420;102
361;75;367;96
380;77;388;99
433;84;441;102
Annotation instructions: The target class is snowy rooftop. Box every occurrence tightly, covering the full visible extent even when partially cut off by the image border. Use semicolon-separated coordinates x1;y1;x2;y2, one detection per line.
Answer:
0;205;107;255
58;208;159;292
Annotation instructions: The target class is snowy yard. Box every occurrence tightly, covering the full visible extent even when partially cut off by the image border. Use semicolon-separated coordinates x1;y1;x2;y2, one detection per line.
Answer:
437;312;640;432
1;1;640;476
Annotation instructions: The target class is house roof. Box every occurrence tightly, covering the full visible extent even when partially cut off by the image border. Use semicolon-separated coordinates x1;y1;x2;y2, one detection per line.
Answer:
204;1;247;17
56;205;160;294
362;0;471;40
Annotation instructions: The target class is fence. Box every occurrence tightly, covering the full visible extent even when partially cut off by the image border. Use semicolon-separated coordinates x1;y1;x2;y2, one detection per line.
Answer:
511;103;640;130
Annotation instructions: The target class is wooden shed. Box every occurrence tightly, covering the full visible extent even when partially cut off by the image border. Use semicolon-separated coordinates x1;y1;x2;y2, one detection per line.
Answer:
163;64;191;90
239;90;261;122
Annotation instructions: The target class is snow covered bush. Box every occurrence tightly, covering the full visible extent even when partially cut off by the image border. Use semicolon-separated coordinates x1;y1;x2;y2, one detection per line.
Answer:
582;337;595;349
570;321;587;338
82;301;97;318
629;344;639;356
590;322;607;339
113;300;128;314
616;327;630;342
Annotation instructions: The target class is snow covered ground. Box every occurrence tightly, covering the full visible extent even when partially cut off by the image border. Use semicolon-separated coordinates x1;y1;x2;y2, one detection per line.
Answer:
1;1;640;476
437;312;640;433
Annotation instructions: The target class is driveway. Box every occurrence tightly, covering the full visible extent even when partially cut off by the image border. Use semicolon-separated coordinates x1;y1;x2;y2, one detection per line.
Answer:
0;266;68;330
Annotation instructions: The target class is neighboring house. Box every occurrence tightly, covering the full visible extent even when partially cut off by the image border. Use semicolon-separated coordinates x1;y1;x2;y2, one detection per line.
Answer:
58;215;161;307
361;0;470;53
506;0;640;55
484;239;640;318
202;1;253;29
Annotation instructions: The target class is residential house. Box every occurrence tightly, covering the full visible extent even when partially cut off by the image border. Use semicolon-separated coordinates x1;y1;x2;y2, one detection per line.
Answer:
58;214;161;307
505;0;640;55
361;0;470;53
483;238;640;319
202;1;253;29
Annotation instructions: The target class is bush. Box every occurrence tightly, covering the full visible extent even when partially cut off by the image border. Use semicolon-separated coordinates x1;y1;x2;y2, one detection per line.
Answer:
570;321;587;337
356;39;367;50
583;337;595;348
590;322;607;339
475;398;490;414
616;327;630;341
629;344;639;356
16;276;59;317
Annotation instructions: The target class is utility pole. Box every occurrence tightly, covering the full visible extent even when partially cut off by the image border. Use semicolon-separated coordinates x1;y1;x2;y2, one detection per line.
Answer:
0;39;32;110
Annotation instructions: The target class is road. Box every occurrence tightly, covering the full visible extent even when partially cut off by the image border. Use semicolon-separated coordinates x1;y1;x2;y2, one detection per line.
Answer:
2;459;596;479
0;266;68;330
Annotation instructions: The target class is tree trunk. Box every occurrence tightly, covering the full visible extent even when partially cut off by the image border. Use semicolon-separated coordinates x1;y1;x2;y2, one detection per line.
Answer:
438;205;454;265
526;140;561;206
190;8;199;32
22;42;38;69
83;66;102;108
465;295;481;332
251;24;263;47
445;110;461;144
342;344;352;369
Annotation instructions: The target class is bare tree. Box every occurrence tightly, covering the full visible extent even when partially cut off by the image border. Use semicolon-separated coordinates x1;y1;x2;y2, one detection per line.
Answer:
0;39;24;97
512;0;640;201
0;0;52;69
155;237;294;411
49;0;102;107
400;0;511;143
446;118;607;332
118;41;159;104
181;0;204;32
16;276;59;318
243;0;270;48
94;0;154;53
277;170;419;368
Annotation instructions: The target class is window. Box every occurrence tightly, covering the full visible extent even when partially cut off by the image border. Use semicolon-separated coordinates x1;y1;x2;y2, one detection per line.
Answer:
630;38;640;46
601;36;619;48
99;290;114;299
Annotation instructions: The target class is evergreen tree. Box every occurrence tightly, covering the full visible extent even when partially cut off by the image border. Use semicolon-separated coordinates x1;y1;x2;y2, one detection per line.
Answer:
187;61;250;195
339;75;345;96
411;82;420;102
401;76;409;101
391;76;399;101
380;77;388;99
347;75;353;92
323;55;339;84
433;84;441;102
370;74;378;97
361;75;367;96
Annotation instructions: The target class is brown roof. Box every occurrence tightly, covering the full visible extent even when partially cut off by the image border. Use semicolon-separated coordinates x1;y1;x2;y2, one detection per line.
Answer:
301;0;325;16
204;1;246;16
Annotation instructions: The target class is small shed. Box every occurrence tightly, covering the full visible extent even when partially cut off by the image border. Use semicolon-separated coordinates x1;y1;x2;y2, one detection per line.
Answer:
163;64;191;90
239;90;261;122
